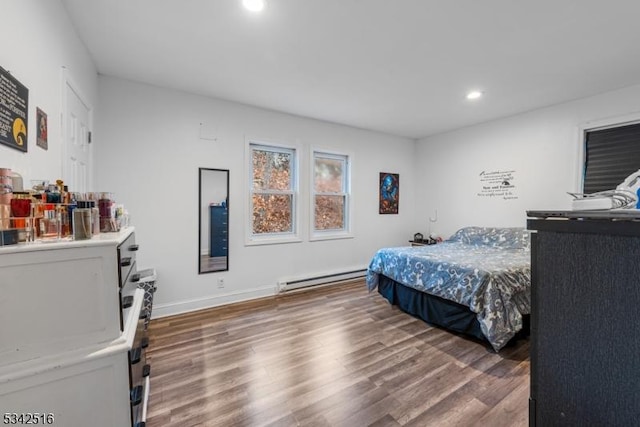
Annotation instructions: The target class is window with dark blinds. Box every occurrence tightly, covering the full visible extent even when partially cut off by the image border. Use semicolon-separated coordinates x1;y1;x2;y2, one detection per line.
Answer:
583;122;640;193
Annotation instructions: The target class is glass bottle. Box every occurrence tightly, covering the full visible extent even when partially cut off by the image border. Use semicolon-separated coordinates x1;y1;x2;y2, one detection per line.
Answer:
59;204;71;238
40;208;60;241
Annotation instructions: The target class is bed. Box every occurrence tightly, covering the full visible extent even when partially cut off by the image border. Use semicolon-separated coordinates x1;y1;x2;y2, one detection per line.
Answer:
366;227;531;351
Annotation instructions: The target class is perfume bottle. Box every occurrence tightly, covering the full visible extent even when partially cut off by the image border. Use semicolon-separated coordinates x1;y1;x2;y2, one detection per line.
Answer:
40;208;60;241
45;184;61;203
62;185;72;204
59;204;71;238
31;194;43;238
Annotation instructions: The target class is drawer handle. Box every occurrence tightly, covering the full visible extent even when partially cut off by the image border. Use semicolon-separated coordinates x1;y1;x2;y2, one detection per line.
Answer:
120;257;132;267
141;337;149;349
130;385;143;406
130;347;142;365
122;295;134;309
143;364;151;377
129;244;140;251
130;273;141;283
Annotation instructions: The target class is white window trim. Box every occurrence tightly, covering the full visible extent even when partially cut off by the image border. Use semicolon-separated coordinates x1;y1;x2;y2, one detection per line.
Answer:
245;139;302;246
309;148;354;241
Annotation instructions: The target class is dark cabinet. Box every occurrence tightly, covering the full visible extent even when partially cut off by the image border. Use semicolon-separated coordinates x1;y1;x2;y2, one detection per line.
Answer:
528;218;640;427
209;205;228;257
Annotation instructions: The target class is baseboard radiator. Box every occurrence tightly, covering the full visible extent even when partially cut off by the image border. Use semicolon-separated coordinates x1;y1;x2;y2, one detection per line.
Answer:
277;268;367;293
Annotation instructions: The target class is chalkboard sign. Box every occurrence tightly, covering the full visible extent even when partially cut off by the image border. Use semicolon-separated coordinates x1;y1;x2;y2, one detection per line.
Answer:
0;66;28;152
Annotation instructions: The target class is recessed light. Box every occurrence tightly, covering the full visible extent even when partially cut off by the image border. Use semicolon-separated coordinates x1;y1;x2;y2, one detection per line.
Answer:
243;0;265;12
466;91;483;100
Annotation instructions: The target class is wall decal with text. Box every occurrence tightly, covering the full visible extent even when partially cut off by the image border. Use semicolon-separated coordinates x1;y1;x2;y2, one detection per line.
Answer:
477;169;518;200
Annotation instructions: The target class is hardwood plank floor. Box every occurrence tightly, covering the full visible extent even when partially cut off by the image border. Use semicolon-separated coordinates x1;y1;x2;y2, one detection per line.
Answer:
146;280;530;426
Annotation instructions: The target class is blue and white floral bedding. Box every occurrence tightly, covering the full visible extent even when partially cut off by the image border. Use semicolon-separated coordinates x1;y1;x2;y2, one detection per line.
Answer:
366;227;531;351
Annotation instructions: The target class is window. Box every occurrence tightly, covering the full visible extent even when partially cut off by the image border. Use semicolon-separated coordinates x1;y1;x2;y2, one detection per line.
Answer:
249;142;299;243
583;122;640;193
312;150;351;239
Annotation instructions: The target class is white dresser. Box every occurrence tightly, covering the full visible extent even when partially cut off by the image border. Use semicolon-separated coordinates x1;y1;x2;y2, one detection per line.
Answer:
0;228;150;427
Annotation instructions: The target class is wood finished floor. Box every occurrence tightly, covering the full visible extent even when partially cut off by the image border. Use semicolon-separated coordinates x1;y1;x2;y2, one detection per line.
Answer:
146;280;530;427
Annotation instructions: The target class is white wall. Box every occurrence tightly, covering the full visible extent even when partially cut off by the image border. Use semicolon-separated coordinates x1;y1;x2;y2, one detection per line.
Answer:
95;76;416;317
415;84;640;238
12;0;640;320
0;0;97;185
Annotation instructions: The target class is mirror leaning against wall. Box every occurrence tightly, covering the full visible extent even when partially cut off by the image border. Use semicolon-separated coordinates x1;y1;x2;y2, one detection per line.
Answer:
199;168;229;274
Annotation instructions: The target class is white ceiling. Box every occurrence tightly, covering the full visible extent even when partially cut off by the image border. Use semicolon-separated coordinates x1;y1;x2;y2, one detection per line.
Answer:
61;0;640;139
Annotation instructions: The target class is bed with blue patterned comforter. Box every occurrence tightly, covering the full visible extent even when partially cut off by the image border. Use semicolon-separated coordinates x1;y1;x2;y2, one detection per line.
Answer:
366;227;531;351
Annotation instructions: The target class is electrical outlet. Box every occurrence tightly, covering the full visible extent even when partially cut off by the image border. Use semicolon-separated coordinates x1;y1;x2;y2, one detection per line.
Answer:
217;278;225;288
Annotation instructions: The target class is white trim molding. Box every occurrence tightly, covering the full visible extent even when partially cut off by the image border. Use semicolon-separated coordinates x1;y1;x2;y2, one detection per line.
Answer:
152;285;277;319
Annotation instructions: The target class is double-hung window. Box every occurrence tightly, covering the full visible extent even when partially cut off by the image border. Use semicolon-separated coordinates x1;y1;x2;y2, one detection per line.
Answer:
249;142;299;243
312;150;351;239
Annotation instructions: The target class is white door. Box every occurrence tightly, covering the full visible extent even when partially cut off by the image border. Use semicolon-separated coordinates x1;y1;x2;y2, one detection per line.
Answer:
63;77;92;193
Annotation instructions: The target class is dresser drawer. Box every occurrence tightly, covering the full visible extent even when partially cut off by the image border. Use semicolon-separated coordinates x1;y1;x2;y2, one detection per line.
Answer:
209;227;228;237
210;236;228;257
118;232;138;288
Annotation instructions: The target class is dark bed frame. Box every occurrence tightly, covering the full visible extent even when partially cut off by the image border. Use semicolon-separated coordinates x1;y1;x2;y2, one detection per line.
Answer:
377;275;530;348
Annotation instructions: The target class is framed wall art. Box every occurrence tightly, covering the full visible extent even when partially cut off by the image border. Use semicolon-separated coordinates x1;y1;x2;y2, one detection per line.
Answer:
36;107;48;150
0;66;28;152
379;172;399;214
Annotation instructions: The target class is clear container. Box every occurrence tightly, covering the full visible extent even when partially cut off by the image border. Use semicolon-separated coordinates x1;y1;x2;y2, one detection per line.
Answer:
90;200;100;235
11;194;33;242
30;180;49;192
98;194;115;232
0;204;9;230
73;206;92;240
75;200;99;238
0;168;12;205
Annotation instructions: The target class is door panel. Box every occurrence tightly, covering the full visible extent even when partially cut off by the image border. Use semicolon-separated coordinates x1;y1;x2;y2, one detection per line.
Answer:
64;80;91;193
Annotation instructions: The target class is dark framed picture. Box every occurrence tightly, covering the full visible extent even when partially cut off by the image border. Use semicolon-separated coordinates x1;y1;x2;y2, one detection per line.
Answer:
36;107;48;150
379;172;399;214
0;66;28;152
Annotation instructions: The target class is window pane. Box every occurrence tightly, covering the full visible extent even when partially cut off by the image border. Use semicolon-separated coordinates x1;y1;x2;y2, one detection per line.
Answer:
314;156;343;193
584;123;640;193
252;149;292;191
315;195;345;230
252;194;293;233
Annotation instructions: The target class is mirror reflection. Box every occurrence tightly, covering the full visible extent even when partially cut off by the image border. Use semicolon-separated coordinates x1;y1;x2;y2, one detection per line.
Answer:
199;168;229;274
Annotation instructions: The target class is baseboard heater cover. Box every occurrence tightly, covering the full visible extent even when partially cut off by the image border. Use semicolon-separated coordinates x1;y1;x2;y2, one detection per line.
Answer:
278;268;367;293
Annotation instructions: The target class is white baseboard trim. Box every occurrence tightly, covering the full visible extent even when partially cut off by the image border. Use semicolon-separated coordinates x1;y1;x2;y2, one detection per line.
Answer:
152;285;277;319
